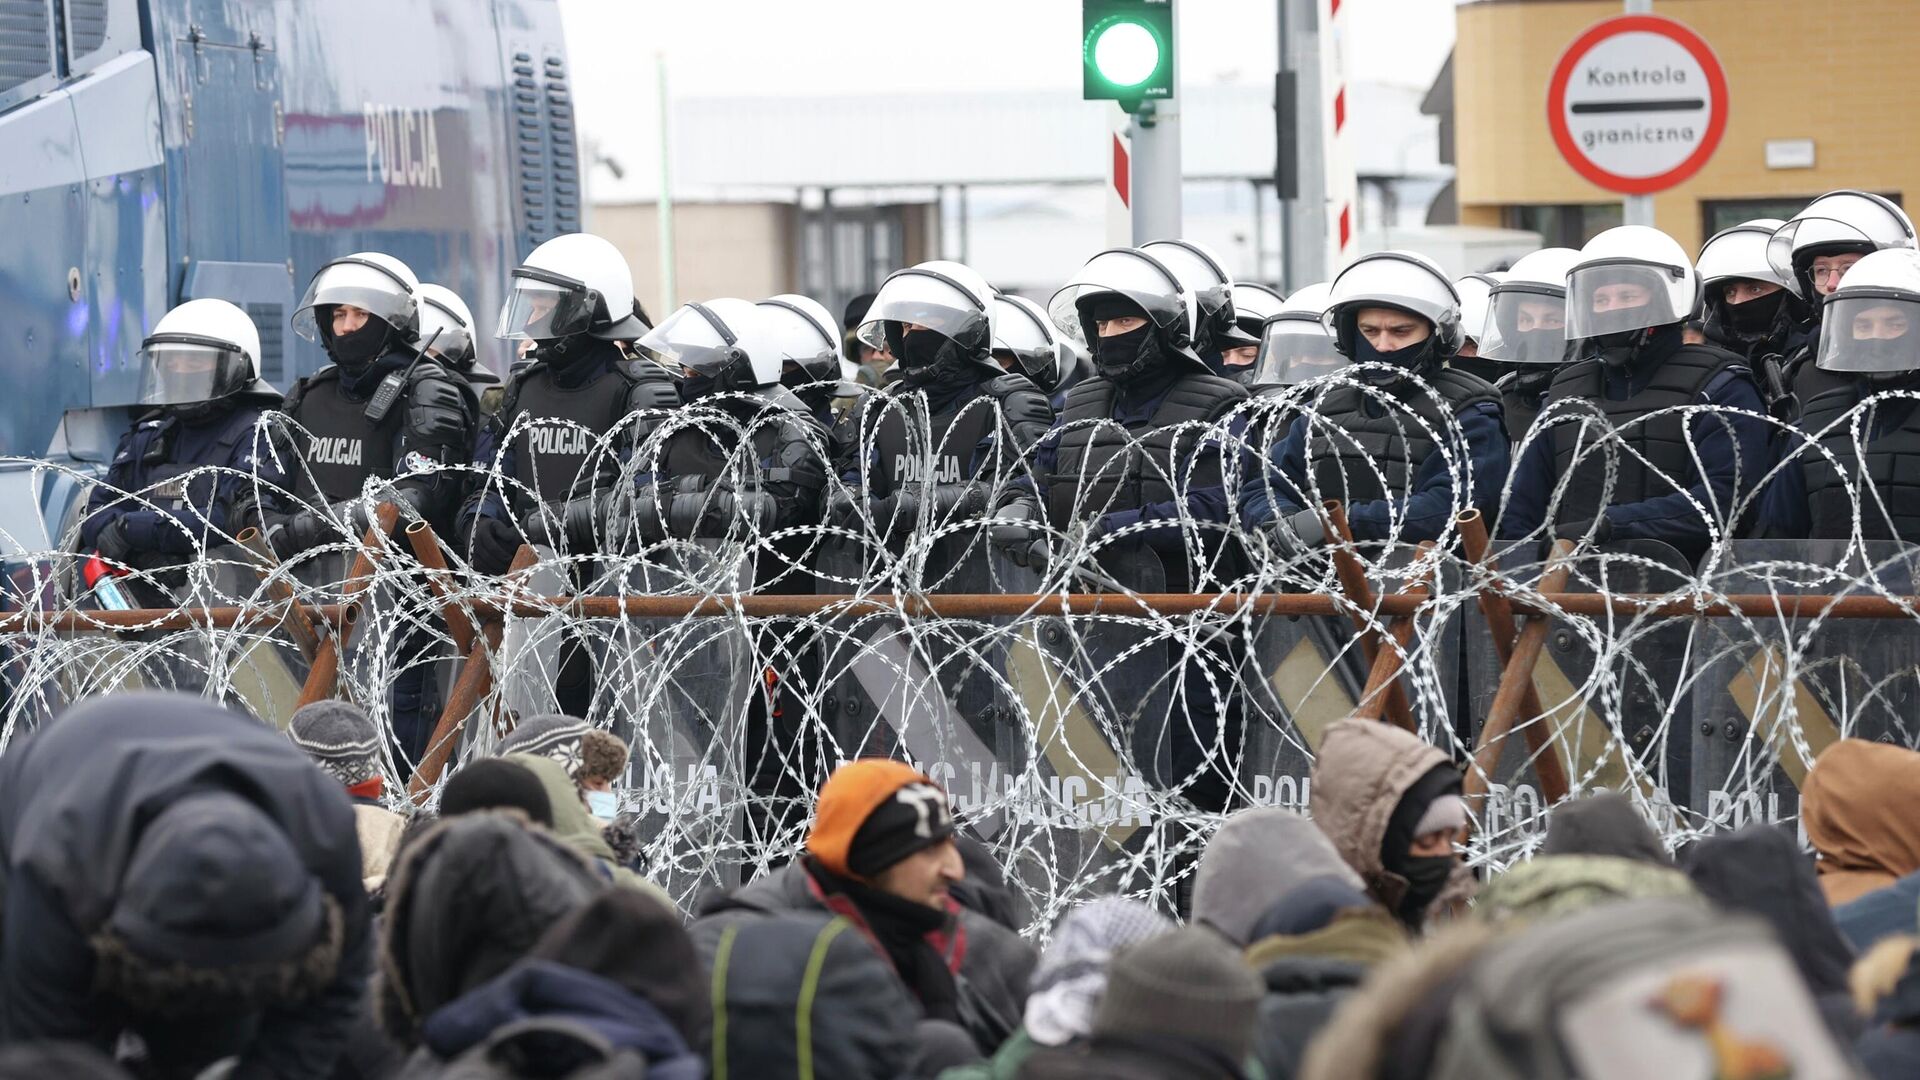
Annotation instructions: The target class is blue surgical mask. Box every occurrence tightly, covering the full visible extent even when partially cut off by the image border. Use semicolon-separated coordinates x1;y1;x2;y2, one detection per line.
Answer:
586;789;618;822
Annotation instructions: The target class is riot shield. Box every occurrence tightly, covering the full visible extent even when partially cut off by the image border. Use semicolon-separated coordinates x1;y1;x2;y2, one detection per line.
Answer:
1688;540;1920;829
1463;539;1697;842
1242;545;1462;811
598;540;756;904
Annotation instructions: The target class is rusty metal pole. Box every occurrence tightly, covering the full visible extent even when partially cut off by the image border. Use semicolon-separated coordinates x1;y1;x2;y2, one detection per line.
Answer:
234;527;322;663
1352;541;1437;731
1322;500;1414;727
1467;538;1576;806
404;520;477;655
295;502;402;708
1457;511;1567;799
408;544;539;801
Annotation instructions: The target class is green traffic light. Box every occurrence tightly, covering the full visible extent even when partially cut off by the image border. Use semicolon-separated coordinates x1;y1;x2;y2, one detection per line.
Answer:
1091;19;1161;89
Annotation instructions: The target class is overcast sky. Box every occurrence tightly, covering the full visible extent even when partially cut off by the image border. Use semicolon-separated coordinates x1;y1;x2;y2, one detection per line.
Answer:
557;0;1459;198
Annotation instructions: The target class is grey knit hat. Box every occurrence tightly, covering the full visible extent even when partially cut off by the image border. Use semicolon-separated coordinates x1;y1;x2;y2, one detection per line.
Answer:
289;700;381;787
497;714;591;775
1093;927;1263;1064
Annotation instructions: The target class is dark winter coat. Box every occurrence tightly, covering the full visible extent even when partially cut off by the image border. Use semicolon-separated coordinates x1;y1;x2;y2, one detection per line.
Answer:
376;811;608;1046
1836;871;1920;952
1683;824;1860;1042
692;858;1036;1053
1016;1036;1251;1080
1246;908;1409;1080
1860;945;1920;1080
0;694;371;1080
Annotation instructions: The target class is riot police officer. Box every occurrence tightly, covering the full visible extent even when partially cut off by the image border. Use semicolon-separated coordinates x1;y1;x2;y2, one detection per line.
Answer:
1695;221;1807;416
759;292;859;433
1477;247;1581;440
1450;271;1504;383
1770;191;1917;312
1499;227;1771;562
417;282;504;417
458;233;676;576
1247;282;1340;391
80;299;286;604
1761;248;1920;541
1141;239;1238;377
1214;282;1286;388
266;252;474;555
1238;251;1509;550
841;261;1054;542
268;252;476;772
990;292;1076;397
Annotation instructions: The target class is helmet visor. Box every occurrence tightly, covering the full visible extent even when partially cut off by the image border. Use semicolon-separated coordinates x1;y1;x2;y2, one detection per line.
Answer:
1047;249;1189;346
1480;285;1570;365
291;258;416;342
419;295;474;358
637;302;743;376
1254;318;1347;385
1817;293;1920;373
1565;261;1688;340
137;335;250;405
496;268;597;341
855;269;989;353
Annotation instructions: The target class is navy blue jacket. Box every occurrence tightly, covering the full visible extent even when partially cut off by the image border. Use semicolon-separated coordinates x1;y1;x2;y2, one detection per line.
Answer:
1757;389;1920;539
78;402;286;560
1499;361;1770;551
1238;399;1510;544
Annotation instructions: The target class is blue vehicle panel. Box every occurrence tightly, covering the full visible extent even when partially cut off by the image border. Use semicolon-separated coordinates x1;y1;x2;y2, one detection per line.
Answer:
0;0;578;553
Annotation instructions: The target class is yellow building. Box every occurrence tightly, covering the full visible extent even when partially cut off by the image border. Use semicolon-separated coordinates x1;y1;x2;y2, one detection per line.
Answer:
1447;0;1920;255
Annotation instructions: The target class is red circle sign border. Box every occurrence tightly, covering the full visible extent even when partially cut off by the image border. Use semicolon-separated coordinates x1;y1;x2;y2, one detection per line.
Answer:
1546;14;1729;196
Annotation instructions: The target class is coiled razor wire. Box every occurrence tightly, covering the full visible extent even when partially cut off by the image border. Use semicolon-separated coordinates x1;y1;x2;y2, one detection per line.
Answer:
2;371;1918;921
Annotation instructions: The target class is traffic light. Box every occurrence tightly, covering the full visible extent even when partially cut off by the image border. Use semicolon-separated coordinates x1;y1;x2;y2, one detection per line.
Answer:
1082;0;1175;110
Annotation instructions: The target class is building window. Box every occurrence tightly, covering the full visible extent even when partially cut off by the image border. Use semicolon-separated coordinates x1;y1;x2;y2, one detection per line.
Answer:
1503;204;1623;249
1702;195;1903;238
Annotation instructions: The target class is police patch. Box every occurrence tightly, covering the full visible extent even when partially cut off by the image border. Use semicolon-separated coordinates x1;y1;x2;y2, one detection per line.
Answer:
402;450;437;475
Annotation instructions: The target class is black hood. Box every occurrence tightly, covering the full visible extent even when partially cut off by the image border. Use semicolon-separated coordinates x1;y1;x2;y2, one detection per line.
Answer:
1683;824;1854;995
1541;791;1671;865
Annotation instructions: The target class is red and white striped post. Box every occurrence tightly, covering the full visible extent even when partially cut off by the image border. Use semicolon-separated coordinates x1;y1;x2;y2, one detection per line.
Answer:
1319;0;1358;268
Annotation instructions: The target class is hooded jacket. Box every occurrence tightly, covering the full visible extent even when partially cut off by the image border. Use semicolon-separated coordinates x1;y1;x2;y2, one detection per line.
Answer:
501;753;674;911
1308;718;1472;924
0;694;371;1080
1297;921;1499;1080
1193;809;1365;947
691;858;1036;1052
1803;739;1920;905
1683;825;1860;1042
1246;906;1410;1080
376;811;608;1046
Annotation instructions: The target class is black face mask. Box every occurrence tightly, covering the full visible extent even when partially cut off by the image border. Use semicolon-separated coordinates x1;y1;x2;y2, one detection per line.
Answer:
1851;337;1920;380
897;329;965;387
1396;855;1456;927
1449;353;1506;384
325;315;391;371
679;372;715;404
1512;329;1568;366
1350;332;1439;385
1724;289;1786;338
1094;322;1172;383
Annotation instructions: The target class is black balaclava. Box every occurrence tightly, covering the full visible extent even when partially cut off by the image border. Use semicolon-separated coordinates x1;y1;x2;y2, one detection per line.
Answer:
1086;294;1174;384
1856;333;1920;386
1450;353;1507;384
783;364;835;418
895;326;984;396
529;333;619;391
1343;305;1442;386
1582;320;1684;375
1381;764;1463;928
167;396;238;428
321;308;394;372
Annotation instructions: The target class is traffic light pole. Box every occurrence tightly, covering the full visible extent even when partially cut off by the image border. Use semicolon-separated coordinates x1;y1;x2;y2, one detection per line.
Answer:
1129;100;1182;244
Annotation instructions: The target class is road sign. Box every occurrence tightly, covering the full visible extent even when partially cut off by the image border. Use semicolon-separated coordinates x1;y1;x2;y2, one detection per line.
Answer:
1082;0;1175;108
1547;14;1728;195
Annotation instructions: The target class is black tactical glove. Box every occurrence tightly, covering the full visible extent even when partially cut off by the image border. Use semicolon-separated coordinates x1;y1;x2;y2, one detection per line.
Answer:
629;491;668;543
1551;514;1612;552
989;499;1049;569
1269;506;1328;559
469;515;525;574
94;517;135;563
268;509;332;559
930;482;990;519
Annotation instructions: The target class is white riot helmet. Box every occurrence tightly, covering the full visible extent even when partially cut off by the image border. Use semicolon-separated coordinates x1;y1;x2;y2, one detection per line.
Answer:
137;298;278;407
1323;250;1464;374
1481;247;1581;366
1696;220;1806;350
1454;273;1501;350
758;293;860;394
856;260;997;386
416;283;476;367
1220;283;1286;349
991;292;1074;394
1141;239;1235;356
1049;247;1204;377
1768;191;1917;301
497;232;647;343
1815;247;1920;382
1253;281;1344;387
1564;226;1700;346
292;251;420;344
639;298;780;396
